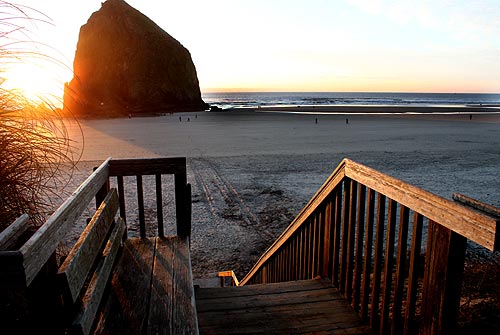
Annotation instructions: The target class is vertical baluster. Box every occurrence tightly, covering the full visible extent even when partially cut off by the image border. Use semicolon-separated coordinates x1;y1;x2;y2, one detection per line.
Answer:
315;211;322;277
311;214;318;277
361;188;375;320
380;199;398;334
279;250;283;282
293;236;297;281
305;222;311;279
298;226;303;280
340;179;351;294
370;193;386;330
332;187;342;287
117;176;126;223
175;171;188;237
155;174;164;237
345;180;358;301
353;184;366;310
392;205;410;334
322;199;333;278
136;175;146;238
420;220;466;335
299;226;305;280
404;213;423;335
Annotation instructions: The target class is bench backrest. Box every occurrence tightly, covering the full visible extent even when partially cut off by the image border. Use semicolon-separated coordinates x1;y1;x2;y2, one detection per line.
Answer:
57;188;125;335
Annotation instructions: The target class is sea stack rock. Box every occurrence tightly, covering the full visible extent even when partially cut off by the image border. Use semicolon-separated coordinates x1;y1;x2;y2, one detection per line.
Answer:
63;0;208;117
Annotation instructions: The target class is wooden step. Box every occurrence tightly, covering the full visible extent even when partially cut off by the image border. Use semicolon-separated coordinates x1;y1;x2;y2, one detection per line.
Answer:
195;278;371;334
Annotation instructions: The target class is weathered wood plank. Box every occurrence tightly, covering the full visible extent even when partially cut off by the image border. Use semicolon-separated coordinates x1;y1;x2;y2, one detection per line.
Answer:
360;188;375;320
344;159;497;251
108;157;187;176
453;192;500;219
321;200;333;278
175;172;188;238
196;278;334;300
74;218;125;335
19;158;110;286
117;175;126;223
353;184;366;311
420;220;467;335
94;238;155;334
340;179;351;294
332;188;342;287
196;278;370;335
171;237;198;335
393;205;410;333
147;236;174;334
147;236;199;335
58;189;119;303
136;175;146;238
380;199;397;334
155;174;164;237
345;180;357;301
370;193;386;330
196;287;344;313
0;214;30;251
404;212;424;335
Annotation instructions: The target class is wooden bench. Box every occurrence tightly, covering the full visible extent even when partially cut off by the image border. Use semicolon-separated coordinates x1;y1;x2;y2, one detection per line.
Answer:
0;157;197;334
57;188;125;334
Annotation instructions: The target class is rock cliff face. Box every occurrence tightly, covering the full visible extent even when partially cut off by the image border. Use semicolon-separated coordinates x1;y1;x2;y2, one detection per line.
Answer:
63;0;207;117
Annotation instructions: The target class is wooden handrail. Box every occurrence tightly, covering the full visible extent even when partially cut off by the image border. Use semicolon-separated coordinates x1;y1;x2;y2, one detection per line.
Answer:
217;270;240;287
344;159;497;251
242;159;497;285
19;158;111;286
218;270;240;287
239;158;498;335
453;192;500;219
0;214;30;251
1;157;191;287
240;160;346;285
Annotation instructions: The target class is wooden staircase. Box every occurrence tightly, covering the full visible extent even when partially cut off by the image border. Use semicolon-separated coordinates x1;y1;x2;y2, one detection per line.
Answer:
195;277;371;334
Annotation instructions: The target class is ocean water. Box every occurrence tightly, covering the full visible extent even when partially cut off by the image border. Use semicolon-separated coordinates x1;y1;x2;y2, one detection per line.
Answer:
202;92;500;109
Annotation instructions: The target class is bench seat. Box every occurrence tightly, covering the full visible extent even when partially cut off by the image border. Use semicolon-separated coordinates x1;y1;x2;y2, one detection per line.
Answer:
94;236;198;335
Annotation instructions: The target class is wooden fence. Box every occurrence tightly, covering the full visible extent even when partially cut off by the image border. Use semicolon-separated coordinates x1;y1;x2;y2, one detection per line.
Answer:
240;158;498;335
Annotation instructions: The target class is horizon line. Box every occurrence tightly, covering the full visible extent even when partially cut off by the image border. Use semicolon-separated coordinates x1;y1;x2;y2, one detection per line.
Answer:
201;90;500;95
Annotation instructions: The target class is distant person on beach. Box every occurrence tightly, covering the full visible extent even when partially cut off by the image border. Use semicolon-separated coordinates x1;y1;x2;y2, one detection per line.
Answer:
315;117;318;124
179;116;181;122
188;117;190;122
346;118;349;124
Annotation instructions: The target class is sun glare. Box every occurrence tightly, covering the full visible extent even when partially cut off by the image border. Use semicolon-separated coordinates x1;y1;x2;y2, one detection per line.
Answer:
3;62;65;104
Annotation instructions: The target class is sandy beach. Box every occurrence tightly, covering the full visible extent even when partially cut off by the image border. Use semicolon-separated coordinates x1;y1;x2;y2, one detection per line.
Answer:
63;108;500;280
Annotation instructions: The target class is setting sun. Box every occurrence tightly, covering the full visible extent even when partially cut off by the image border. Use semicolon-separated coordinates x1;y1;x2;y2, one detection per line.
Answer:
3;62;65;104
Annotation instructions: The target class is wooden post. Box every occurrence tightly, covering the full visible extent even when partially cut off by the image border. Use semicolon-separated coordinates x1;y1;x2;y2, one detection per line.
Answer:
175;172;188;238
156;174;164;237
420;220;467;335
94;166;110;209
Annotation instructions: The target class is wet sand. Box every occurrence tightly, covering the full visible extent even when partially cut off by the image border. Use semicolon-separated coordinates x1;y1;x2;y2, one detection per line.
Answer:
65;108;500;279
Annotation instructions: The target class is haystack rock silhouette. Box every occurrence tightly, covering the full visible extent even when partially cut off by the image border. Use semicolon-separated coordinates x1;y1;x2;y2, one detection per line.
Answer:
63;0;208;117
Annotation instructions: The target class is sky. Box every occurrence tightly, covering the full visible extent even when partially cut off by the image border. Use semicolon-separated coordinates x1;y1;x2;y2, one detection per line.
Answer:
2;0;500;101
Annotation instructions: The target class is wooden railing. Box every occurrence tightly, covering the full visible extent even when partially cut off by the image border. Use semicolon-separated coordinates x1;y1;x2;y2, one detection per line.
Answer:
0;157;191;288
240;158;498;335
107;157;191;238
0;157;191;333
